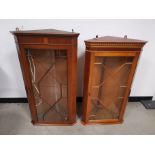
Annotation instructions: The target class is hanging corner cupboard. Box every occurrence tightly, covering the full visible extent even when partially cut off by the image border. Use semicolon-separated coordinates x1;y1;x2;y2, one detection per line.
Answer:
11;29;79;125
82;36;146;125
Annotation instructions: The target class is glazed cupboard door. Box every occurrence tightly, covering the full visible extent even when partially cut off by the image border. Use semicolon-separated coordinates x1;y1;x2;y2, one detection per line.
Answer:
25;49;69;123
86;53;137;123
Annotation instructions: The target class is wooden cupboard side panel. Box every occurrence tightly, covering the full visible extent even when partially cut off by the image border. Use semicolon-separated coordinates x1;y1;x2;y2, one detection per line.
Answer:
14;39;37;122
18;45;38;122
70;38;78;123
82;52;95;123
66;45;77;123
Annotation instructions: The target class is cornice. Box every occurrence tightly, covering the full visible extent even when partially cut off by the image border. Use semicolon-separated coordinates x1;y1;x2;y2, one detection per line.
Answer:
85;42;146;49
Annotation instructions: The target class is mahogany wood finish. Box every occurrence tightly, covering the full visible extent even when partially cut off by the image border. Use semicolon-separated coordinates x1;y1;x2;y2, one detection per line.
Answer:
11;29;79;125
82;36;146;125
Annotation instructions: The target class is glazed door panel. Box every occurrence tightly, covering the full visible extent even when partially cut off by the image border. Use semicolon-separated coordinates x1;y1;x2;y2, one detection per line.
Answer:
88;55;134;121
25;48;69;123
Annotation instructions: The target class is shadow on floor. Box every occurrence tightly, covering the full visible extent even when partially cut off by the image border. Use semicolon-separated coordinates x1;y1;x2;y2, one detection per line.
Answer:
77;102;82;118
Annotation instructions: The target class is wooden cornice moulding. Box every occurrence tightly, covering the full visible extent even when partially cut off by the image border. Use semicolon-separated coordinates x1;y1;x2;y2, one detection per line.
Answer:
11;28;80;37
85;36;147;50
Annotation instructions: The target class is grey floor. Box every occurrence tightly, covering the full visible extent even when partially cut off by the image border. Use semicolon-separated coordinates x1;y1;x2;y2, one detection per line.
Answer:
0;102;155;135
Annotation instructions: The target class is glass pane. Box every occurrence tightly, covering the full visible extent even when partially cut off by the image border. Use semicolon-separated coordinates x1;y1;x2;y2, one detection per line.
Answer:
26;49;68;122
89;56;133;120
